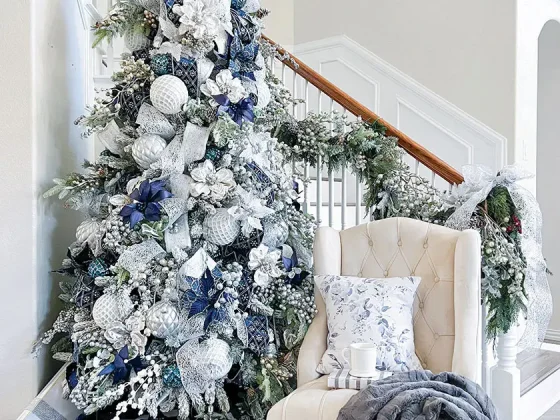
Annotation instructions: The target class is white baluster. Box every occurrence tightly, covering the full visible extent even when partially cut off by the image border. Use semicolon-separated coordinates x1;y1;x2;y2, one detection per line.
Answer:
316;156;322;225
269;55;275;76
106;39;114;75
431;171;436;187
448;182;453;193
282;63;286;86
328;169;334;227
414;160;420;176
481;303;489;392
305;80;310;112
303;161;310;214
341;165;347;230
491;329;520;420
341;109;348;230
355;176;361;225
293;72;298;117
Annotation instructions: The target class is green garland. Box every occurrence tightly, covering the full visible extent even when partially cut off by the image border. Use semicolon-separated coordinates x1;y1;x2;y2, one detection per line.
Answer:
271;97;529;341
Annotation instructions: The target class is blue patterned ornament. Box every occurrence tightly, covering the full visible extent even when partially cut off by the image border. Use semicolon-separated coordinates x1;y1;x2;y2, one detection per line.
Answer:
162;365;182;388
88;258;108;278
205;147;224;162
246;315;269;355
150;54;172;76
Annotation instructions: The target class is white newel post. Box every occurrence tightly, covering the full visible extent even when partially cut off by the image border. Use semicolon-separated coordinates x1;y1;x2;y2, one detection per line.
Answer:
491;328;520;420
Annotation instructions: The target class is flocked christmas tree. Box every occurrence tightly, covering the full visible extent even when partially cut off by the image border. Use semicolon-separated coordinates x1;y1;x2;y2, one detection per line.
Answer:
38;1;317;418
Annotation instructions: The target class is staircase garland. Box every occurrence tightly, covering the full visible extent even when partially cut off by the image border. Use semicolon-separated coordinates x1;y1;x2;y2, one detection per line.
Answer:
267;55;535;343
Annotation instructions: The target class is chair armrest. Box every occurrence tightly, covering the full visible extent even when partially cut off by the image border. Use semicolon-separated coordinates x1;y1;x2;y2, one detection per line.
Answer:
452;229;482;382
297;288;328;387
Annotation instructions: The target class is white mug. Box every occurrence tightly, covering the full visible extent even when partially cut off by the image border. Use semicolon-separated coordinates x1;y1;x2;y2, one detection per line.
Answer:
342;343;378;377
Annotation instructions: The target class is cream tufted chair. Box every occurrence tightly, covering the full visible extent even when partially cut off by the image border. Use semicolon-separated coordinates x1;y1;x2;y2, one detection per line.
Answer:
267;217;481;420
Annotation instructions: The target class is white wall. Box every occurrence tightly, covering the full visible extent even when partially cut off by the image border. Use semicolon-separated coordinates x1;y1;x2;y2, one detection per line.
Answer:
0;1;91;417
533;14;560;338
294;0;516;157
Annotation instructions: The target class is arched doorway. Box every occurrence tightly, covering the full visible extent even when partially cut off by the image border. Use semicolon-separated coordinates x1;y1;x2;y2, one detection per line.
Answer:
537;20;560;337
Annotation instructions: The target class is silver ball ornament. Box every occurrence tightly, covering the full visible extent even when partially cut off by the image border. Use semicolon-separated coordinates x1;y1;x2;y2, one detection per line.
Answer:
131;134;167;169
92;292;134;329
150;75;189;115
261;217;289;248
203;208;240;246
145;301;180;338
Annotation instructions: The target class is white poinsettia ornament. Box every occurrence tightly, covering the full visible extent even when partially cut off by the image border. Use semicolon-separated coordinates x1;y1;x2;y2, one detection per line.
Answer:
190;159;236;201
229;187;275;236
201;69;247;104
248;244;283;288
173;0;222;39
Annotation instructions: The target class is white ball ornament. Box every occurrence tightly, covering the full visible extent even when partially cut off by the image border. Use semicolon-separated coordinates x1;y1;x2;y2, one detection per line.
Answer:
203;208;241;246
92;292;134;329
124;27;151;52
131;134;167;169
150;75;189;115
145;301;180;338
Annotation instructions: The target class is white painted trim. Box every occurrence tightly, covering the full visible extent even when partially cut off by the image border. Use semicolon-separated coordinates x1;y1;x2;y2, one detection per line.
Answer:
395;96;475;164
294;35;508;166
521;367;560;420
319;58;381;113
545;329;560;343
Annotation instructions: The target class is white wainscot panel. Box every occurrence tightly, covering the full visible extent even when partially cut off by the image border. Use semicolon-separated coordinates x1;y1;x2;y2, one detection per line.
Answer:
294;36;507;174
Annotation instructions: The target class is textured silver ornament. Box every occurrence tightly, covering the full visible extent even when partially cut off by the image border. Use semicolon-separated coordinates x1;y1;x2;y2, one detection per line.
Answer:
124;27;151;52
145;301;180;338
261;217;289;248
131;134;167;169
92;292;134;329
150;75;189;115
136;103;175;140
176;337;233;395
203;208;240;246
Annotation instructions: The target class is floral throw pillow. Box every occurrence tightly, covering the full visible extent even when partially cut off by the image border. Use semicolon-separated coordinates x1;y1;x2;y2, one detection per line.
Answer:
315;275;422;374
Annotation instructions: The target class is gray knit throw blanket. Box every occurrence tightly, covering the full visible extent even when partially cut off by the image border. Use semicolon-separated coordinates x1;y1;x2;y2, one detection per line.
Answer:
337;371;497;420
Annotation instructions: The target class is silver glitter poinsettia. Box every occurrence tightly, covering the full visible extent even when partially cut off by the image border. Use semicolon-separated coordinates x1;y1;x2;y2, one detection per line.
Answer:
190;159;236;201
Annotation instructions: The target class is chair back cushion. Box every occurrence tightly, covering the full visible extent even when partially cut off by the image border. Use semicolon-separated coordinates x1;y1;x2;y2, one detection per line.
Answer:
319;218;471;373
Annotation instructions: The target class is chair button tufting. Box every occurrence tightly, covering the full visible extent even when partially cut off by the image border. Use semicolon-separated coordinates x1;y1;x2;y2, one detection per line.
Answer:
419;302;424;309
434;333;440;339
422;362;428;368
398;240;402;246
368;240;373;247
411;271;415;276
434;277;440;283
423;243;429;249
383;270;389;277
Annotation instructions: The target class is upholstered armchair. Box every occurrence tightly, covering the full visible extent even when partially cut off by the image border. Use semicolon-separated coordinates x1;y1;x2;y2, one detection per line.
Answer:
268;217;481;420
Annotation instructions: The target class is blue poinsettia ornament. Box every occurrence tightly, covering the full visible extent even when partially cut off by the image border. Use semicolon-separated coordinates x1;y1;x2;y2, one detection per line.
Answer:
119;180;172;228
183;268;234;329
98;345;144;385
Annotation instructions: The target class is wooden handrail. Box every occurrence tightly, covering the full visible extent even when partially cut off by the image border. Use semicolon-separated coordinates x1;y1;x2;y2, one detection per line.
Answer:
262;35;465;186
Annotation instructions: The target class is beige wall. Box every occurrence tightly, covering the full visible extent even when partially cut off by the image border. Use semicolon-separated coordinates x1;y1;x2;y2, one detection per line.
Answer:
261;0;295;48
294;0;516;154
